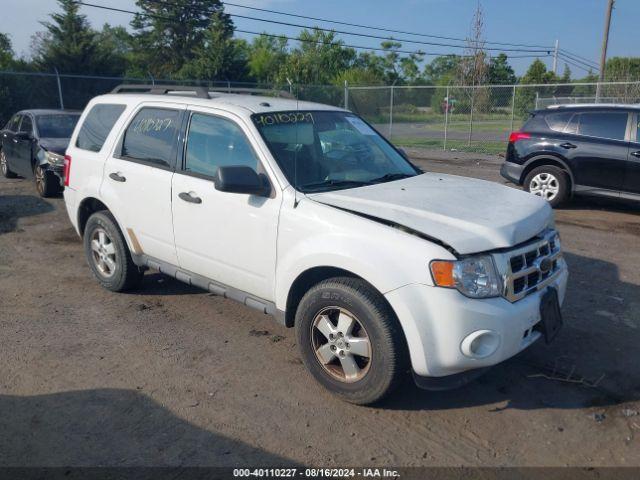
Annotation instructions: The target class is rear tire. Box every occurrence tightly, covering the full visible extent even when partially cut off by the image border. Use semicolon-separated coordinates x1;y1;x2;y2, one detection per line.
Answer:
83;211;144;292
1;149;16;178
295;277;408;405
34;165;60;198
524;165;569;208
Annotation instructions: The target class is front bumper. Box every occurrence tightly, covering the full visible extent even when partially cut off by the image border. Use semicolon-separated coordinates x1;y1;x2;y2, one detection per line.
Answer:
384;265;568;379
500;161;524;185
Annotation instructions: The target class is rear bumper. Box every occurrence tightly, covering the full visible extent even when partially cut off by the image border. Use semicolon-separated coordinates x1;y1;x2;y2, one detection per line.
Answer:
63;186;80;235
500;161;524;185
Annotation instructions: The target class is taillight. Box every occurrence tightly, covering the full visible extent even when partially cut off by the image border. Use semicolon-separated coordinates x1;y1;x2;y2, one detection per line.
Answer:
63;155;71;187
508;131;531;143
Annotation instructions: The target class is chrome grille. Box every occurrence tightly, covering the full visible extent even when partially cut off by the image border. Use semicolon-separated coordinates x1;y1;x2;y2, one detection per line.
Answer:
493;229;564;303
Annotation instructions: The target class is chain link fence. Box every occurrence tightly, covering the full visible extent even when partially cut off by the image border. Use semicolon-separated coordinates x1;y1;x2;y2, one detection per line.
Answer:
1;70;639;156
347;81;640;155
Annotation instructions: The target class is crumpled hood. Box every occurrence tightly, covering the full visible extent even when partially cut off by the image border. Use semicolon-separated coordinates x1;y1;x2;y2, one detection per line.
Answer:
39;138;70;155
307;173;552;254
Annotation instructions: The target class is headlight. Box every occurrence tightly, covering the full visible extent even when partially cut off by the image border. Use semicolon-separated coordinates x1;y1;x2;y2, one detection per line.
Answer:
45;151;65;166
430;255;501;298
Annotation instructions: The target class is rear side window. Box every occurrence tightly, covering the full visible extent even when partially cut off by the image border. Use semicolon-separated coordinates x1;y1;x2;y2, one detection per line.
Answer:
76;104;126;152
578;112;628;141
121;108;181;168
19;116;33;134
545;112;575;133
8;115;21;132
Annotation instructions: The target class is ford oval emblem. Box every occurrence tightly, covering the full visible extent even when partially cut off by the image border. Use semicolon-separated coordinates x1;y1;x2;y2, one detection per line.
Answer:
539;257;553;274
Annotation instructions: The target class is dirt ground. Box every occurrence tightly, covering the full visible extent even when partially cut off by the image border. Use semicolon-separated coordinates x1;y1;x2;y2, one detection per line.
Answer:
1;152;640;468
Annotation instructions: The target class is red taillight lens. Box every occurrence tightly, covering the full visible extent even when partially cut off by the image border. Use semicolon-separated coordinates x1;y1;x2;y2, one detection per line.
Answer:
63;155;71;187
508;131;531;143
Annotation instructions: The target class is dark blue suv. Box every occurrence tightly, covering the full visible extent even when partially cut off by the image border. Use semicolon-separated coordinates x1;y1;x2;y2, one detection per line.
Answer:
500;104;640;207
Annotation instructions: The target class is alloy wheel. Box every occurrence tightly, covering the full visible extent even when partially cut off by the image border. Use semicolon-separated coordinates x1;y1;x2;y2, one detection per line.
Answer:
90;227;117;278
35;166;45;195
310;307;372;383
529;172;559;201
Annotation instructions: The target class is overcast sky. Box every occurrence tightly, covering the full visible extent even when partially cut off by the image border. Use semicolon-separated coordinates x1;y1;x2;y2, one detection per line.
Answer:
3;0;638;76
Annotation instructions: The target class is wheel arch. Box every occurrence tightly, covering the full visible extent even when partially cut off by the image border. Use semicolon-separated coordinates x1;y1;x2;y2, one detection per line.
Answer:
521;155;574;192
77;196;112;237
284;266;396;328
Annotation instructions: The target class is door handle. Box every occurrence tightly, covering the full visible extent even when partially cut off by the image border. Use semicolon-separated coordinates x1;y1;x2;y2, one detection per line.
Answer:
109;172;126;182
12;139;17;143
631;151;640;158
560;142;577;149
178;192;202;204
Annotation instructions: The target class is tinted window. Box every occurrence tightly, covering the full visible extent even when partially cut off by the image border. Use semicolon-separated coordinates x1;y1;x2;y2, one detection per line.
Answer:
77;104;126;152
545;112;574;133
578;112;628;141
121;108;181;167
185;113;258;177
19;116;33;134
36;114;80;138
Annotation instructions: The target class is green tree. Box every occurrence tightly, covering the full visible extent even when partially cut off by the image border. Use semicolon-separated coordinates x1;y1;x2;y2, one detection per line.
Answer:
488;53;516;85
515;59;557;116
0;32;13;69
33;0;117;75
131;0;233;78
424;56;460;84
179;12;248;82
377;41;425;85
247;34;289;84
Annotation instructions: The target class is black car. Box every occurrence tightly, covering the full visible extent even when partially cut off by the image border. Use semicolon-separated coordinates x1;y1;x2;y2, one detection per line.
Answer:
1;109;80;197
500;104;640;207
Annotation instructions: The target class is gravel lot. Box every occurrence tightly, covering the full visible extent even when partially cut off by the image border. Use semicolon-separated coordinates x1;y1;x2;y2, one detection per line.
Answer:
1;152;639;468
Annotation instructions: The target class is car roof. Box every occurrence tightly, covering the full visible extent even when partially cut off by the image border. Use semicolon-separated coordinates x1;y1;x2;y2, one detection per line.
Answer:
540;103;640;113
17;109;81;116
91;92;346;115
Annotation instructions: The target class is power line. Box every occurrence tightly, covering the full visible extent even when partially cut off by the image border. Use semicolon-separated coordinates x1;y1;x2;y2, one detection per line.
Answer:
77;1;549;60
557;51;599;72
141;0;551;53
221;0;554;50
557;53;598;74
559;49;599;68
558;49;599;70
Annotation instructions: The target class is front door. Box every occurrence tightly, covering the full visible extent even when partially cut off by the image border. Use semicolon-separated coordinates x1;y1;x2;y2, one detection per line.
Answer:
625;113;640;195
171;109;281;301
566;110;630;192
100;103;185;265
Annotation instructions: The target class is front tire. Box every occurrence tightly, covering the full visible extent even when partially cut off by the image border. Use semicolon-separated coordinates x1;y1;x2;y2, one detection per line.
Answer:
83;211;144;292
34;165;59;197
524;165;569;207
295;277;408;405
1;149;17;178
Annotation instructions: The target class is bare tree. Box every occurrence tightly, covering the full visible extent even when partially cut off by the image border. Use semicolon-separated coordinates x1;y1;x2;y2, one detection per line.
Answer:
457;1;489;145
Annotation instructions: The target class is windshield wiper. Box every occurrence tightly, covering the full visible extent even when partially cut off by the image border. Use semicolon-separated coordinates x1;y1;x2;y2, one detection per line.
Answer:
301;179;372;192
369;172;415;184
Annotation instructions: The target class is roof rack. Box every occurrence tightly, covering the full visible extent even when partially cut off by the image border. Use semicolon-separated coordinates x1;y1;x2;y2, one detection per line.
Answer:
110;84;295;100
546;103;638;109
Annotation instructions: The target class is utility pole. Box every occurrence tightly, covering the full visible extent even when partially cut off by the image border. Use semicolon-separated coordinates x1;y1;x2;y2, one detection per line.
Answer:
552;39;559;74
596;0;615;100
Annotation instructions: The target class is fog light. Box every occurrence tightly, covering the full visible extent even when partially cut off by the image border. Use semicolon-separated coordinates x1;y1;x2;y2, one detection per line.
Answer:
461;330;500;359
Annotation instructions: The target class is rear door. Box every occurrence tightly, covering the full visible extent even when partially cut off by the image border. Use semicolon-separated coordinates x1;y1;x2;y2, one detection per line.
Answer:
625;111;640;195
566;110;630;193
15;114;35;177
100;103;185;265
2;114;20;170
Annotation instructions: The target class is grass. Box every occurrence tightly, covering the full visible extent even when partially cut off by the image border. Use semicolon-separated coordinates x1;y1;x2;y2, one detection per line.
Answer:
392;137;506;155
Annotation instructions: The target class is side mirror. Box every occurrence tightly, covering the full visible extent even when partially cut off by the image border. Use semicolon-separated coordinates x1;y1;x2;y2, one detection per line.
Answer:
214;165;271;197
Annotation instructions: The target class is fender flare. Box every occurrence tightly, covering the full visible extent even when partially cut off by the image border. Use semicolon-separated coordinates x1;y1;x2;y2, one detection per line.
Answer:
521;154;575;191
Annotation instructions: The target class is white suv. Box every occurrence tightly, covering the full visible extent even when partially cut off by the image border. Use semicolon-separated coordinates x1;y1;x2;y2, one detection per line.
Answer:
63;85;568;404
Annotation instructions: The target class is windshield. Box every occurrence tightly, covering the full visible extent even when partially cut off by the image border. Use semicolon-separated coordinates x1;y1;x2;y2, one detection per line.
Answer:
36;114;80;139
252;111;418;192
